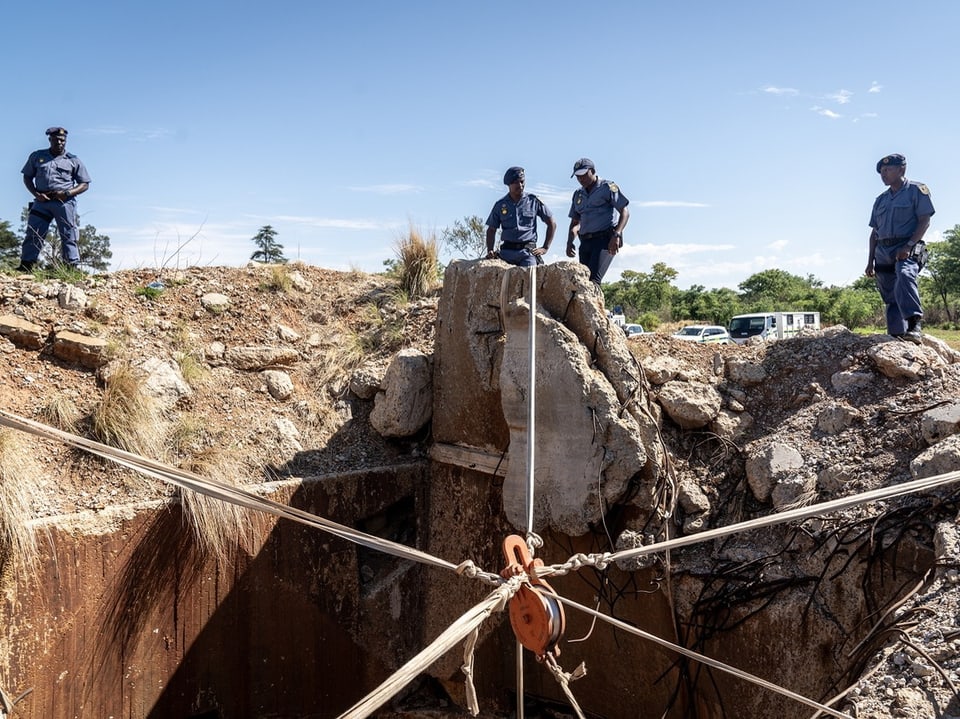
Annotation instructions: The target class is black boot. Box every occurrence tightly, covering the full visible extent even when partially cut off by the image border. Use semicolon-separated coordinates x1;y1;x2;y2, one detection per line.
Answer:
904;316;922;345
15;260;35;273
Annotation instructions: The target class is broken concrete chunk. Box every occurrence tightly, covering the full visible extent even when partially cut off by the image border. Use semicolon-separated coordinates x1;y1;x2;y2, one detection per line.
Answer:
726;358;767;386
656;380;722;429
370;348;433;438
745;442;804;503
910;434;960;479
52;330;107;369
869;341;946;380
831;370;873;393
0;313;46;350
261;369;295;400
921;401;960;445
816;402;860;434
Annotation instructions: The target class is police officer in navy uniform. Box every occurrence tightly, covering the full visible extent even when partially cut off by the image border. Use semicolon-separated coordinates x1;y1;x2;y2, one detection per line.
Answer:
566;158;630;284
18;127;92;271
485;166;556;267
865;154;934;344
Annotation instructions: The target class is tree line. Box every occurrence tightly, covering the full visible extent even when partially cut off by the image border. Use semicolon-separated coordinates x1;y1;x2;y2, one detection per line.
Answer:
442;216;960;331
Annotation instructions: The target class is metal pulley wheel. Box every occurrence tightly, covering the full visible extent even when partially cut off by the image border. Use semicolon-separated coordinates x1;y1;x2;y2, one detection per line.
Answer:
501;535;567;658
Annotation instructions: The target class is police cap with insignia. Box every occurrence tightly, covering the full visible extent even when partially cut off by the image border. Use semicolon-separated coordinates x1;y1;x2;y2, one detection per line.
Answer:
876;153;905;173
571;157;595;177
503;166;525;185
45;126;68;137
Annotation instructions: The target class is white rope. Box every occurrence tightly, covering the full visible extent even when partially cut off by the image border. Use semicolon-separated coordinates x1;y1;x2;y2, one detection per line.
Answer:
525;264;537;541
0;410;503;586
543;469;960;576
337;577;521;719
555;594;855;719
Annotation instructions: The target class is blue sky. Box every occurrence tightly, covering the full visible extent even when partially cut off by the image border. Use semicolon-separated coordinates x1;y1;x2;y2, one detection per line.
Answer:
2;1;957;291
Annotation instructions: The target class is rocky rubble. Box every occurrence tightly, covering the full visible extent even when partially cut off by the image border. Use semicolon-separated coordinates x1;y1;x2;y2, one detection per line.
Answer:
2;261;960;717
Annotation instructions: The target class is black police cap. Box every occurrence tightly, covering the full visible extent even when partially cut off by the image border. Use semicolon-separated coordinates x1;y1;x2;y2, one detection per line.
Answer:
503;166;525;185
45;127;68;137
571;157;595;177
876;154;905;173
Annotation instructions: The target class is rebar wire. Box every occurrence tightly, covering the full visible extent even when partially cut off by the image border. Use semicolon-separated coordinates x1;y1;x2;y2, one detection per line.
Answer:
554;593;856;719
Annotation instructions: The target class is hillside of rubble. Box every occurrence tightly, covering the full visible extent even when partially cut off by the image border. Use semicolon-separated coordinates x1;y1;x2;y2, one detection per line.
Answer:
2;261;960;718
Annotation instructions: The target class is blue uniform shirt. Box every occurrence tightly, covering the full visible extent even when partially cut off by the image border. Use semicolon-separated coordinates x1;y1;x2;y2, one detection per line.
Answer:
568;178;629;234
869;179;935;240
486;193;552;245
22;149;91;193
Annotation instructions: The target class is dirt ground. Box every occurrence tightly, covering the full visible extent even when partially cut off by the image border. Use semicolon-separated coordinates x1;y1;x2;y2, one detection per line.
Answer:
2;264;959;717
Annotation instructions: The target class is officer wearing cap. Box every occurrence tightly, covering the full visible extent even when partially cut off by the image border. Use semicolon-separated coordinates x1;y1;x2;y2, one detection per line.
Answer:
566;158;630;284
865;153;934;344
484;166;556;267
17;126;92;272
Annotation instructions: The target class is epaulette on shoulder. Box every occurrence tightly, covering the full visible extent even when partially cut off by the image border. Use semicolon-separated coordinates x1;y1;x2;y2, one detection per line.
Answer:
917;183;930;195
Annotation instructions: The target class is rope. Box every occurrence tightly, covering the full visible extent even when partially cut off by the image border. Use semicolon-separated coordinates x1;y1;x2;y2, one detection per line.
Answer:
555;594;856;719
338;577;521;719
542;654;588;719
542;469;960;576
0;410;504;587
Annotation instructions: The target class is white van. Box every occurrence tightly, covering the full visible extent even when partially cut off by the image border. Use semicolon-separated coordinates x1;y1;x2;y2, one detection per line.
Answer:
728;312;821;344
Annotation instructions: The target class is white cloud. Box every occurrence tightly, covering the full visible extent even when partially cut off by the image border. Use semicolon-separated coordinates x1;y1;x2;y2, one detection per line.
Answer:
869;81;883;93
826;89;853;105
768;239;788;251
265;214;393;230
811;106;842;119
762;86;799;96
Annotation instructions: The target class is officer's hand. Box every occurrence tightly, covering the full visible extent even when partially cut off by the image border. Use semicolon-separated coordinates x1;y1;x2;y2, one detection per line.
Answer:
485;250;497;260
607;239;619;255
895;248;910;261
864;263;875;278
36;192;51;202
566;241;576;258
532;247;546;257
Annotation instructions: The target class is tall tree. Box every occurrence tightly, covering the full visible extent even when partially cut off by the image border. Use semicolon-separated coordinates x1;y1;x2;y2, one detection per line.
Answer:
924;227;960;322
0;220;19;268
250;225;287;264
440;215;486;259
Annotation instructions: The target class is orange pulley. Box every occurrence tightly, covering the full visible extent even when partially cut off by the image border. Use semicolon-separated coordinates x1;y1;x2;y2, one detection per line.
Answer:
501;535;566;659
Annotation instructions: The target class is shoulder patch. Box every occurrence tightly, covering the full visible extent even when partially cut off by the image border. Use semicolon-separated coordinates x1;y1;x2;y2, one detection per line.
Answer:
918;183;930;195
608;182;619;193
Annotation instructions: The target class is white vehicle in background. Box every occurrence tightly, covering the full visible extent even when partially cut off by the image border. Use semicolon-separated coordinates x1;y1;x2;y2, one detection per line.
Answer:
728;311;821;344
623;324;646;338
672;325;731;344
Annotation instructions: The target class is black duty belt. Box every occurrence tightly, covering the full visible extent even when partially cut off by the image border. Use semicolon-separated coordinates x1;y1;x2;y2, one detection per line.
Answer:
500;241;536;251
878;237;911;247
579;229;613;241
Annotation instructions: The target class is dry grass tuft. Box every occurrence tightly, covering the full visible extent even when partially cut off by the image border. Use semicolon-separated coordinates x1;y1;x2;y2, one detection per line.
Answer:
90;363;163;458
261;265;293;293
39;396;82;432
393;224;440;299
174;351;207;387
177;448;251;561
0;430;40;572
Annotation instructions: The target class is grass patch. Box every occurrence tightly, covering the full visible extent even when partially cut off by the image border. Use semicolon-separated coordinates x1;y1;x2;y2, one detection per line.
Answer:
90;363;163;457
260;265;293;293
176;447;251;561
39;396;82;432
0;430;40;573
174;351;207;387
134;284;164;300
392;224;440;299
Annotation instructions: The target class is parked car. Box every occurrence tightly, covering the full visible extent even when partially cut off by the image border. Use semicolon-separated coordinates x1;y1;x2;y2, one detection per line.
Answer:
672;325;731;344
623;324;645;337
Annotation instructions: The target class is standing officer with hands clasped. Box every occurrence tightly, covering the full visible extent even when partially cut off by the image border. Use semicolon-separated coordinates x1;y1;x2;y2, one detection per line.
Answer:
485;166;556;267
566;158;630;285
17;126;91;272
865;153;934;344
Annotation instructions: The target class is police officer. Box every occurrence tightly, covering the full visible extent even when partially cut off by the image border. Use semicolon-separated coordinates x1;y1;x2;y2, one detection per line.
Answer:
566;158;630;284
865;154;934;344
485;166;556;267
18;127;92;272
